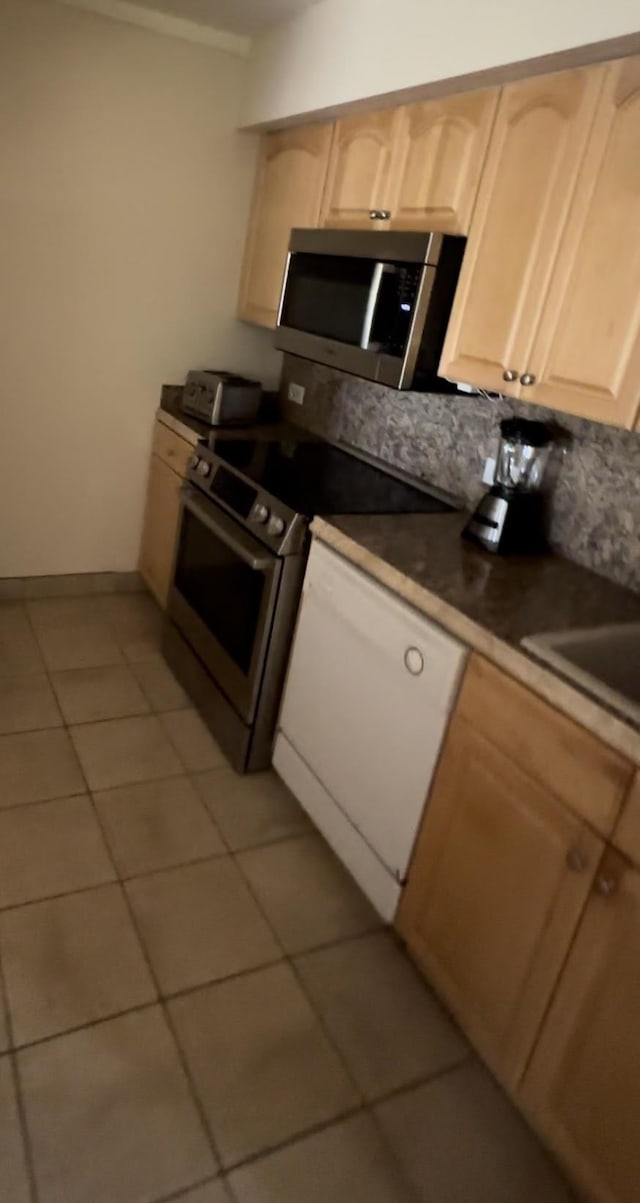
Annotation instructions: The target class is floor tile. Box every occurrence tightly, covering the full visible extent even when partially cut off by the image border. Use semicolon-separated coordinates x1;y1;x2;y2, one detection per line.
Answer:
109;601;163;662
0;884;156;1045
0;1055;31;1203
0;605;45;676
50;665;149;724
0;674;62;734
26;596;106;628
131;655;190;711
94;776;225;877
238;836;379;955
194;767;312;852
229;1113;415;1203
296;932;467;1100
375;1062;574;1203
0;795;114;909
100;593;160;624
170;963;359;1167
70;714;182;790
19;1006;217;1203
0;727;85;809
36;620;124;671
126;858;280;994
161;710;227;772
176;1182;232;1203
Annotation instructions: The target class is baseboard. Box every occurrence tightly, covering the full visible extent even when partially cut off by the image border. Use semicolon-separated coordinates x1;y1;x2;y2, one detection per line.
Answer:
0;571;145;600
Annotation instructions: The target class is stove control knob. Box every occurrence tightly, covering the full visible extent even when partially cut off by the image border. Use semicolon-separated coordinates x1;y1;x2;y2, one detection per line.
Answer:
267;514;285;538
188;454;199;470
197;460;211;477
252;503;269;524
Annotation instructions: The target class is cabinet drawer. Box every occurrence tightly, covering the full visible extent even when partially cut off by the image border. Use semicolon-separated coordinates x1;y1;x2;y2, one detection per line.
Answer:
614;771;640;867
152;420;192;478
457;655;633;835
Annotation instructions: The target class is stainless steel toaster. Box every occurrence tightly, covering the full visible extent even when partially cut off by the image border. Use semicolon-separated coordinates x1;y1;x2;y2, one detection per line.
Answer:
181;370;263;426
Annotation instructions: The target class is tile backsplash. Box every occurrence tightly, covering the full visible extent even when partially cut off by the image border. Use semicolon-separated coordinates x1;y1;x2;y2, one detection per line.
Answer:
280;357;640;594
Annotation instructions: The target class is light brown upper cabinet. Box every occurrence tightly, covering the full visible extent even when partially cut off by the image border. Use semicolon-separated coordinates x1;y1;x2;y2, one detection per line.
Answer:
439;66;606;400
320;109;401;228
522;847;640;1203
396;713;604;1091
522;56;640;427
237;123;333;328
387;89;499;234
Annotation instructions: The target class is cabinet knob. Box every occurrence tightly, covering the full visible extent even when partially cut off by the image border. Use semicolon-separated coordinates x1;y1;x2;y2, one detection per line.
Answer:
369;209;391;220
566;848;587;873
404;647;424;675
520;373;537;386
595;874;618;897
502;370;518;383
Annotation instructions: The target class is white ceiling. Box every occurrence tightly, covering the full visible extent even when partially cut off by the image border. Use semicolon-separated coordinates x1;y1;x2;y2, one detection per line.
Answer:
120;0;320;35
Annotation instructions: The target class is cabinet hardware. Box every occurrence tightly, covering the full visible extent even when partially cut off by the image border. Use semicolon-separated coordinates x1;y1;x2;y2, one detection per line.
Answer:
520;373;537;386
595;874;618;897
502;369;518;382
566;848;587;873
369;209;391;220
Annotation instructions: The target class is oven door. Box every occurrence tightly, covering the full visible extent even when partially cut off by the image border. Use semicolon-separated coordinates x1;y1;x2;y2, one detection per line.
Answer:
169;486;282;724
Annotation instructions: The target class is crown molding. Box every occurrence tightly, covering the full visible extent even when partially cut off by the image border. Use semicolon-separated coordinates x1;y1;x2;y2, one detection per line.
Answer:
53;0;251;55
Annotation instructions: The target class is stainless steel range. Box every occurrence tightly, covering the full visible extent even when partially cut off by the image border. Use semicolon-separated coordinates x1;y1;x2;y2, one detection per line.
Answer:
163;430;458;773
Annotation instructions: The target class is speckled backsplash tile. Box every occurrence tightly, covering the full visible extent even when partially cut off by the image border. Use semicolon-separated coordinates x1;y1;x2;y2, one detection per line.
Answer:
280;357;640;593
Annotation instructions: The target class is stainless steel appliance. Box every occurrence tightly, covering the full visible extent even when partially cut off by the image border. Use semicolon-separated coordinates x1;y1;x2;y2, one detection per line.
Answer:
464;418;555;554
164;431;459;772
181;370;263;426
274;228;466;391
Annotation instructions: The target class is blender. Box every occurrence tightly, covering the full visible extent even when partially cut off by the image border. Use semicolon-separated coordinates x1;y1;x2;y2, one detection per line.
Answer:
464;417;555;554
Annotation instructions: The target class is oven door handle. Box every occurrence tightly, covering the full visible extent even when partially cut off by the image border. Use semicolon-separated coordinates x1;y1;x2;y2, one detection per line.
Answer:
180;487;275;572
360;262;398;351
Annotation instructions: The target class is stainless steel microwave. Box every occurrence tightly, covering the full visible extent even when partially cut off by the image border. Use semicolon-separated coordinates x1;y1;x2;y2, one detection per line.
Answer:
274;228;466;391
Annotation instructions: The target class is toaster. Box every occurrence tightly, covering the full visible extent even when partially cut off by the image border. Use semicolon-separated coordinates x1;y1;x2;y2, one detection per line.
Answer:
181;370;263;426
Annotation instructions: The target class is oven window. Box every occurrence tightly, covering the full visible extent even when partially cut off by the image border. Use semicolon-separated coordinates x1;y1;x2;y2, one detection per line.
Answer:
174;509;266;674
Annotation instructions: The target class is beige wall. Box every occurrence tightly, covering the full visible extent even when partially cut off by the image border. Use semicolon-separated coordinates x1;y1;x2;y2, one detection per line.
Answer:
0;0;280;577
244;0;640;125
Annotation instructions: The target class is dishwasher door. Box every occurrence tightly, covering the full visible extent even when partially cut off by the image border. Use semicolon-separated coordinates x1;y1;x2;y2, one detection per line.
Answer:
277;540;465;886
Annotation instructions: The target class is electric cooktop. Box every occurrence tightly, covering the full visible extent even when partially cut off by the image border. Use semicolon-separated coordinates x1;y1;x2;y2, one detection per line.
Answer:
209;434;456;517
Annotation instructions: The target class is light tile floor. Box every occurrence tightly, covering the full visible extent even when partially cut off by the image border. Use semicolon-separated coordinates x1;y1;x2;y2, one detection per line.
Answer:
0;592;577;1203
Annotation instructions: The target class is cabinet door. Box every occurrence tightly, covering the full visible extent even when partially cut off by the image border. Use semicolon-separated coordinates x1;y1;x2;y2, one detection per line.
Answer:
522;849;640;1203
139;455;182;608
524;57;640;427
388;89;499;234
320;109;401;228
237;123;333;328
439;67;605;394
396;715;603;1089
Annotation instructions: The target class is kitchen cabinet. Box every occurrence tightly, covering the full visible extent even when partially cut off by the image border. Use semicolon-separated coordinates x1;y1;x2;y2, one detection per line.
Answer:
139;421;188;607
320;108;401;229
388;89;499;234
237;123;334;328
522;846;640;1203
613;770;640;867
396;712;604;1089
522;55;640;427
439;66;606;400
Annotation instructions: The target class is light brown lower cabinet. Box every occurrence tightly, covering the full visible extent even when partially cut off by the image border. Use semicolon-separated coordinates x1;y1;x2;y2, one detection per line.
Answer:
395;713;604;1090
521;848;640;1203
138;452;182;607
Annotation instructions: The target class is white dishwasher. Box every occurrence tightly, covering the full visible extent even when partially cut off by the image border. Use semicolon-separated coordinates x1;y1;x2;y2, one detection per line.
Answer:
273;538;466;920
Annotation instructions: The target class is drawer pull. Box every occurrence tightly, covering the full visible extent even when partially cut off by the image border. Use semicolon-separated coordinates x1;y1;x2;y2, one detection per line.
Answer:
595;874;618;898
404;647;424;676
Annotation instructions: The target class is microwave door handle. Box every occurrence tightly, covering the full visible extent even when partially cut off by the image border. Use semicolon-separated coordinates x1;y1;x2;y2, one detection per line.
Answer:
181;488;273;572
360;262;397;350
276;251;292;329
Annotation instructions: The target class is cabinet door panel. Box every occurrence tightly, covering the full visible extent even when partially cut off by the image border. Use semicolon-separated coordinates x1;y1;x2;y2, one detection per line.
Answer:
139;455;182;608
523;850;640;1203
439;67;605;394
396;716;603;1088
525;56;640;427
320;109;400;228
389;89;499;234
237;124;333;328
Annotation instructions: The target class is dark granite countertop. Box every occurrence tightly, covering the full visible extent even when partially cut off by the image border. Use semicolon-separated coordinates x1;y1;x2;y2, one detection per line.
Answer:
313;512;640;760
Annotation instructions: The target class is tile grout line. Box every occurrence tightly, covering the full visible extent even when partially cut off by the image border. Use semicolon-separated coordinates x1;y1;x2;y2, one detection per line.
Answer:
0;946;40;1203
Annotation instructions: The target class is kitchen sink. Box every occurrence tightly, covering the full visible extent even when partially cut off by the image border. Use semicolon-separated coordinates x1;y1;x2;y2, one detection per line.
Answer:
521;623;640;725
